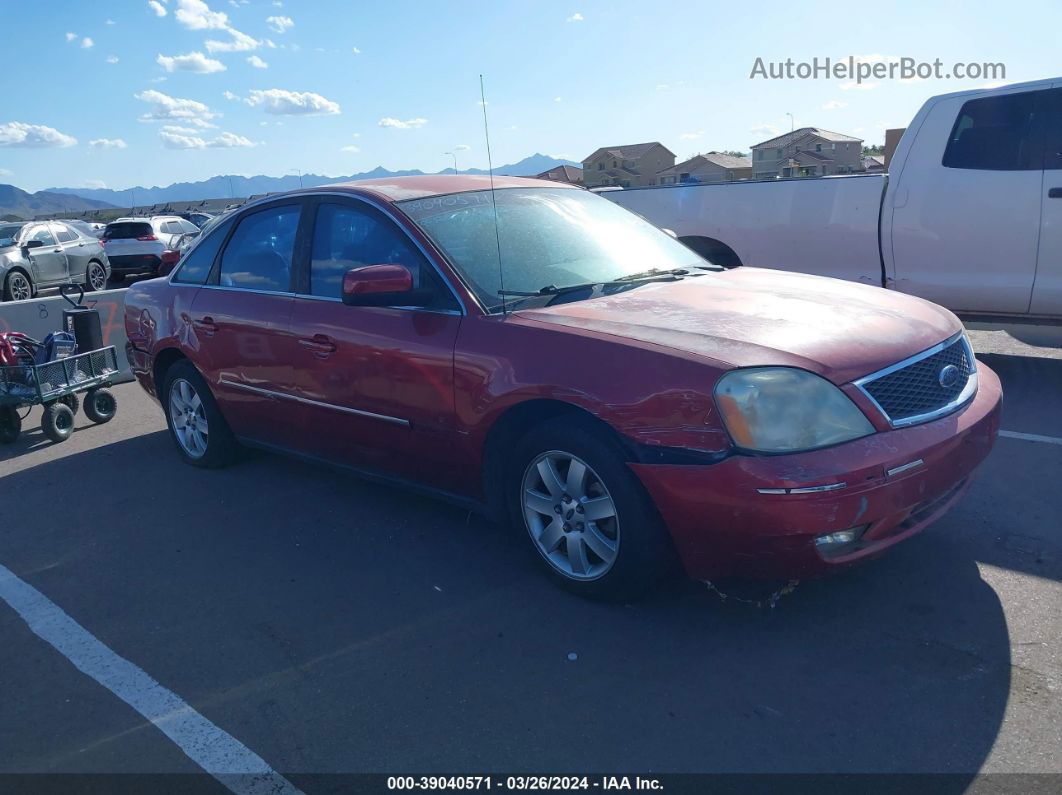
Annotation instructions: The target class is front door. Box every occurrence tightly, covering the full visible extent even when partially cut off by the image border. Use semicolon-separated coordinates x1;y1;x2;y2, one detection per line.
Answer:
889;87;1045;314
24;224;69;286
1031;86;1062;316
189;200;306;450
288;198;464;490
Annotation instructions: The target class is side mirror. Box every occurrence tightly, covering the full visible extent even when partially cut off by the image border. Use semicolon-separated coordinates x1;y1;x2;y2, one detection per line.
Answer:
24;239;44;249
342;264;430;307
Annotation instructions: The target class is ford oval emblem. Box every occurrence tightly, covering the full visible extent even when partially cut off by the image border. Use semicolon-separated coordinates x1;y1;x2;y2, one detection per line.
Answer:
938;364;961;389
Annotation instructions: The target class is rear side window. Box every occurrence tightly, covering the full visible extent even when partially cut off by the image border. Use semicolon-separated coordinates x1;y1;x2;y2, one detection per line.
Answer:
54;225;77;243
105;222;152;239
173;217;234;285
219;204;301;292
162;220;183;234
942;91;1041;170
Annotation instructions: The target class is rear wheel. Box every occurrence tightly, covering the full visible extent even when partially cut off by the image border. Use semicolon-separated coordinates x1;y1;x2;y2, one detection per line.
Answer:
0;407;20;444
41;403;75;443
59;394;80;416
84;388;117;424
162;360;239;468
85;260;108;292
3;270;32;302
510;416;676;600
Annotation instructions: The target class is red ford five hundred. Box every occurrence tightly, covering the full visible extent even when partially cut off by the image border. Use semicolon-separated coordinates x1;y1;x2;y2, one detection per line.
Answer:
125;176;1002;599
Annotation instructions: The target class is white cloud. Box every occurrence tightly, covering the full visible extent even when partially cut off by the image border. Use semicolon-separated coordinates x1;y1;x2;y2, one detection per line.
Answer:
205;27;260;53
246;54;268;68
0;168;11;176
840;81;878;91
822;99;848;110
340;145;360;153
82;180;108;189
247;89;340;115
222;90;241;101
89;138;128;149
0;122;78;148
106;55;119;64
159;125;257;148
175;0;228;30
81;37;94;49
680;130;704;140
148;0;167;16
351;46;361;54
65;32;77;42
566;12;584;22
157;51;226;73
452;144;470;151
265;15;294;33
135;89;218;126
554;96;562;102
378;116;427;129
105;19;116;25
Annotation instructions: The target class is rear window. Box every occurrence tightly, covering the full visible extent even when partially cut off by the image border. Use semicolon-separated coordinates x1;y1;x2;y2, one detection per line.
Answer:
104;222;153;239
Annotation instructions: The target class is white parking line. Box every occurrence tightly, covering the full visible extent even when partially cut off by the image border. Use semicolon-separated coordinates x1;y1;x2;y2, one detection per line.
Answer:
1000;430;1062;446
0;563;301;795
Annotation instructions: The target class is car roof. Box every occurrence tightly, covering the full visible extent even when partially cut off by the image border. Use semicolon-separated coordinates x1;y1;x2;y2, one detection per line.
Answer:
309;174;582;203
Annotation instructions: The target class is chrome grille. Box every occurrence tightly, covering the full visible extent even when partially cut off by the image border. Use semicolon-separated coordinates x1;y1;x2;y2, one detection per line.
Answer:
856;334;977;427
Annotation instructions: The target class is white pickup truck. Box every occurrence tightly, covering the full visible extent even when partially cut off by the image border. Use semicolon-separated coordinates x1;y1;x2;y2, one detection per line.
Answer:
605;77;1062;327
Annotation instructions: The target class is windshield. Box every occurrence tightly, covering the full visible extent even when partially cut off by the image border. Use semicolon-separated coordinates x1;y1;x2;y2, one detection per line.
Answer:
0;223;24;244
398;187;705;311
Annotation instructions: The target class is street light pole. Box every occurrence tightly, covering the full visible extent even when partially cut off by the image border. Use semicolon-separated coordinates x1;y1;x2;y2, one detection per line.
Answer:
444;151;458;174
786;112;794;132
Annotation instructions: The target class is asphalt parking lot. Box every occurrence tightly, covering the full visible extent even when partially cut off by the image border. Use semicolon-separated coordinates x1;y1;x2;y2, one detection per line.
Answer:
1;329;1060;788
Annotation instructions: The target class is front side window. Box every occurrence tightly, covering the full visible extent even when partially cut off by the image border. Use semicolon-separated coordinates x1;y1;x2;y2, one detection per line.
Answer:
173;216;234;285
27;225;57;247
399;188;703;312
219;204;300;292
943;90;1041;170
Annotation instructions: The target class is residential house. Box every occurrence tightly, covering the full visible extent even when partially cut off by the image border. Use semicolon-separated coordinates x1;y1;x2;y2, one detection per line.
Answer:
750;128;864;179
862;155;886;173
581;142;676;188
535;165;584;184
656;152;753;185
884;128;906;169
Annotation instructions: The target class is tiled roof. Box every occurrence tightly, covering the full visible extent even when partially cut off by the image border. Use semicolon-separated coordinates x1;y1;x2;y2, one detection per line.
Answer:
658;152;752;175
582;142;673;162
752;127;863;149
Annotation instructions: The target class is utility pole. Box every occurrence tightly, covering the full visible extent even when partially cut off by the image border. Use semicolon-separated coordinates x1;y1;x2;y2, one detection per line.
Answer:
444;151;458;174
786;112;794;132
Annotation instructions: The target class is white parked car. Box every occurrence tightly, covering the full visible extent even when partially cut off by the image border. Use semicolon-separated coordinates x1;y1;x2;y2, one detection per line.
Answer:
101;216;199;281
605;77;1062;327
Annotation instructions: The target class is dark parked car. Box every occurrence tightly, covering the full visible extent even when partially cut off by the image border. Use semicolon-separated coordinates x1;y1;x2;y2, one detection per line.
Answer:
125;176;1001;599
0;221;110;301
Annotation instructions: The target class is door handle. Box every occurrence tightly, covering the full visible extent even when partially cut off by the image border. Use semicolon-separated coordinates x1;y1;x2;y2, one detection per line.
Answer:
193;317;219;336
53;248;63;253
298;335;337;357
1049;188;1062;199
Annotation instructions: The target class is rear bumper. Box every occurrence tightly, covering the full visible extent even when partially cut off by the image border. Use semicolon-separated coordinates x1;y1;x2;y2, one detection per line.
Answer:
631;363;1002;580
108;254;161;274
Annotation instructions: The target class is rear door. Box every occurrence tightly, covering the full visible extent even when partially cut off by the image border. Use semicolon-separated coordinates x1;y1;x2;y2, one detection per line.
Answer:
888;86;1045;313
52;223;89;281
188;200;308;450
23;224;69;285
1030;86;1062;315
288;197;464;489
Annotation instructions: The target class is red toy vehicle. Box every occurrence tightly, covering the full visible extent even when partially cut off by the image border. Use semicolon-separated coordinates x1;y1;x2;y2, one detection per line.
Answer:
124;176;1001;599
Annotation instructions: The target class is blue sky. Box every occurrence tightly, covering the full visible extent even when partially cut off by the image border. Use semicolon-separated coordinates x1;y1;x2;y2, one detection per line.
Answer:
1;0;1059;192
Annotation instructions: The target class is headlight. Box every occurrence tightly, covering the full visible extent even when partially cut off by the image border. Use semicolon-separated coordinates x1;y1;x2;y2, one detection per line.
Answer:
715;368;874;453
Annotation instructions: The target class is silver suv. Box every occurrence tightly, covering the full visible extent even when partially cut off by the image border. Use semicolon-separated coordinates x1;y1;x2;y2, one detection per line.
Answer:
101;216;199;280
0;221;111;302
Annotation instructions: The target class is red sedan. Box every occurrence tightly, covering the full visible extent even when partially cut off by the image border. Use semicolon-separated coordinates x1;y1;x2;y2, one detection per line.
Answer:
125;176;1001;599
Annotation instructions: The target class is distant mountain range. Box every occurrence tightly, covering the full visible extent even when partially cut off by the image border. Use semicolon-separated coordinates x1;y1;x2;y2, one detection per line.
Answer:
48;153;580;208
0;184;116;220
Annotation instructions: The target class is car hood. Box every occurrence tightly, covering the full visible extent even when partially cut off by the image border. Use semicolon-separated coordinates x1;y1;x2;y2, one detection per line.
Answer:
515;267;962;385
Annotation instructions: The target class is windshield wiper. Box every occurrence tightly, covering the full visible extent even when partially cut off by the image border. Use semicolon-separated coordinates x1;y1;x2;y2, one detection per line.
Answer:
497;273;682;310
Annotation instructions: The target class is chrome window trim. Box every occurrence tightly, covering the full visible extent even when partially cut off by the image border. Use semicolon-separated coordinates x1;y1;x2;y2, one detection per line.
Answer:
197;284;295;298
292;292;462;316
218;378;410;426
757;482;847;495
853;331;979;429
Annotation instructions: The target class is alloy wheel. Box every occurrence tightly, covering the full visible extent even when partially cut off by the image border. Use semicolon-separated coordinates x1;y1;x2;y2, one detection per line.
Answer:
168;378;210;459
522;451;620;580
88;262;107;291
8;273;31;301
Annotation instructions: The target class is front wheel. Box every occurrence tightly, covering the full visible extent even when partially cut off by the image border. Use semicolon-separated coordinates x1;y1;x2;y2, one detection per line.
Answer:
41;403;75;443
510;416;676;600
3;271;32;302
162;360;240;468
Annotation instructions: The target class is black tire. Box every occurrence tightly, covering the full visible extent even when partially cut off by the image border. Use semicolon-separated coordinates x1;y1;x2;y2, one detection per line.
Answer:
59;394;80;416
83;388;117;424
162;359;240;468
0;407;20;444
508;415;677;601
3;270;33;302
85;260;108;292
109;273;125;284
41;403;75;443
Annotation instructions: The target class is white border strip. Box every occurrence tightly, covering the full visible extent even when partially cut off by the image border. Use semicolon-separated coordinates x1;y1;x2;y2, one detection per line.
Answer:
0;563;301;795
999;430;1062;446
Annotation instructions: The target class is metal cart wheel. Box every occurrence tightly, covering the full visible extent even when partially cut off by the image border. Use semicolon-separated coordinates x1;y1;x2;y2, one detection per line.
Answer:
84;388;117;425
59;394;80;416
0;407;20;444
41;403;75;443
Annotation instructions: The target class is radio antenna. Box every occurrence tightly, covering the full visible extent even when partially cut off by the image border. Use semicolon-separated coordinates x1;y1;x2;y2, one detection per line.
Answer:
480;74;506;315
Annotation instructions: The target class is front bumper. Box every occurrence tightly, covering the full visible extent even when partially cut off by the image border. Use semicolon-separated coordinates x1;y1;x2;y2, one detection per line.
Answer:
631;363;1002;580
